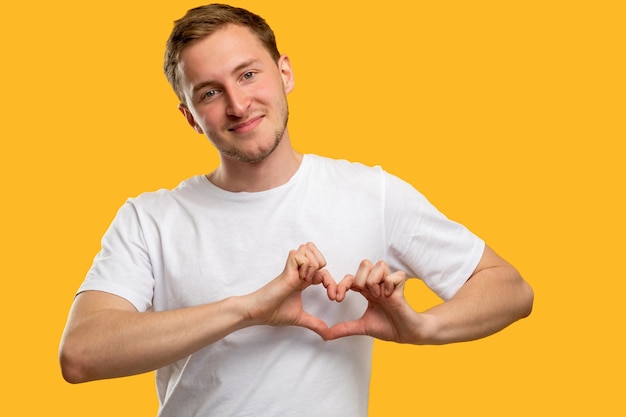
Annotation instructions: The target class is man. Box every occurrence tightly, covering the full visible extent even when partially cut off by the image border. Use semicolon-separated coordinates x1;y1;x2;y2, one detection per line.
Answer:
59;4;533;416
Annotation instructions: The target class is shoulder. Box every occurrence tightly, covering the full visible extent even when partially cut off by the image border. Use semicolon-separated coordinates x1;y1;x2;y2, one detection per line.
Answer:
305;154;421;195
125;175;208;213
305;154;384;181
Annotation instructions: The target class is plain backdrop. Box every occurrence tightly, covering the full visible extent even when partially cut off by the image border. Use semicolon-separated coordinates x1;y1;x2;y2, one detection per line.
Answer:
1;1;623;415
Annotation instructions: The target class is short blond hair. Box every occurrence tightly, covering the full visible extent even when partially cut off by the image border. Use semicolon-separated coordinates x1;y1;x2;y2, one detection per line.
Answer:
164;4;281;103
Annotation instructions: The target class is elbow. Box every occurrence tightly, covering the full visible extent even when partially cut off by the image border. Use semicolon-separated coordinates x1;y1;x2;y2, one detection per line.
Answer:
59;338;96;384
518;280;534;320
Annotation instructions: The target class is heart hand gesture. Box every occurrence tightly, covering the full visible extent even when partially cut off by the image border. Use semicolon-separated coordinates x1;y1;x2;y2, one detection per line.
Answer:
243;242;337;338
326;260;423;344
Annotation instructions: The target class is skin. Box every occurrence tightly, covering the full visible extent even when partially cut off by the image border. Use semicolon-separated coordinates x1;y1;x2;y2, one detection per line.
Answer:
59;23;533;384
329;246;533;344
59;242;336;383
177;24;300;192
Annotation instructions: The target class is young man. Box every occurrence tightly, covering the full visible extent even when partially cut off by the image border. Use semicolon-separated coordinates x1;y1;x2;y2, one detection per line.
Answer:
59;4;533;416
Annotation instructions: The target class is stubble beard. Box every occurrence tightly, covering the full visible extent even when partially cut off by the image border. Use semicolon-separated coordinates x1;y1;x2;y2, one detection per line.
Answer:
221;103;289;164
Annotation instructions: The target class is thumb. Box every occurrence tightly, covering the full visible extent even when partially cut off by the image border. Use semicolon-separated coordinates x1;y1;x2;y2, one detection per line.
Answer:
296;311;330;340
325;319;368;341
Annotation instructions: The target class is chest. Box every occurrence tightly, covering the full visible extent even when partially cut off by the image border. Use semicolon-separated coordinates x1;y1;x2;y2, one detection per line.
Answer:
143;196;384;314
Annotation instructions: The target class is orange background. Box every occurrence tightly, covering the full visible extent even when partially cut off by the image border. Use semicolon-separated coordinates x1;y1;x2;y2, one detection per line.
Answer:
1;1;624;415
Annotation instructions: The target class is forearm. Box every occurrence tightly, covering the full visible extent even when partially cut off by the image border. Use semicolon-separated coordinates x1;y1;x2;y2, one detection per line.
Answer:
419;264;533;344
59;293;248;383
60;244;333;383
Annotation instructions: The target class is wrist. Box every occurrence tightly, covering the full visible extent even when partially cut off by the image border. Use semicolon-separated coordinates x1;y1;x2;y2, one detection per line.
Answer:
406;312;441;345
220;295;257;331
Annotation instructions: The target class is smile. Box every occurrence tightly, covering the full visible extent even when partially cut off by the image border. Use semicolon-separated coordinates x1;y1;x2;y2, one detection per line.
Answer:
228;116;264;133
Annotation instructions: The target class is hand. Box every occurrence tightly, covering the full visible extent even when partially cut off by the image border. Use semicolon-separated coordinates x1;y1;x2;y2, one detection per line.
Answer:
244;242;337;338
326;260;422;343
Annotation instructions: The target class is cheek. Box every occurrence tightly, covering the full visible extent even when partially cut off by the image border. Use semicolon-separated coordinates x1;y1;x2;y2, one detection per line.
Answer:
260;83;289;111
260;75;289;99
195;108;222;128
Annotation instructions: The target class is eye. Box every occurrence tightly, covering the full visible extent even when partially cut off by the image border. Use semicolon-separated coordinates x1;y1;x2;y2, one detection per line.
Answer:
242;71;255;81
202;89;218;100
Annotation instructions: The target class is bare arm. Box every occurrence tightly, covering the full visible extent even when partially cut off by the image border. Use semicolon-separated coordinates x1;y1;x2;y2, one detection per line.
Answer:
59;243;336;383
327;245;533;344
417;245;533;344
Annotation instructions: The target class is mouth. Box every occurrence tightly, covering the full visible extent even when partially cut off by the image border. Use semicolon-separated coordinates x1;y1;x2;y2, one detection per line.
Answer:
228;115;264;134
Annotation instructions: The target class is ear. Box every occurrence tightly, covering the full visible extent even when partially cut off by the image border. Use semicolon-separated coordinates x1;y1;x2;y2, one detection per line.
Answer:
278;55;294;94
178;104;204;134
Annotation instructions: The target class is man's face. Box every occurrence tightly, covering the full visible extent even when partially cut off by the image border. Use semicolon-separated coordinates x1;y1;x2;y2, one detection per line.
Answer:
177;24;294;164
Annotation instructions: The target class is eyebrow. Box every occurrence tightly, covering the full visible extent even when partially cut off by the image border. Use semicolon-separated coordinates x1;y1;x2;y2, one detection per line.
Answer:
191;58;261;95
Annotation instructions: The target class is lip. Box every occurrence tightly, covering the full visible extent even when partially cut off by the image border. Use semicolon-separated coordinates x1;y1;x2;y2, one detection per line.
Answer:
228;116;264;134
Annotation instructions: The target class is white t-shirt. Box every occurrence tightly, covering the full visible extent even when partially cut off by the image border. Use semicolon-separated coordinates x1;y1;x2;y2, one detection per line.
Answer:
79;154;484;417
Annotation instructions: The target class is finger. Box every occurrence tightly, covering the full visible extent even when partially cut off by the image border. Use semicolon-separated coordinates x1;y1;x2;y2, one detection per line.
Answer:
312;269;338;300
287;249;303;274
366;261;390;298
325;319;367;340
383;270;406;297
294;244;317;281
353;259;374;288
305;242;327;269
296;311;330;340
297;243;324;282
304;242;328;281
335;274;356;302
292;250;310;281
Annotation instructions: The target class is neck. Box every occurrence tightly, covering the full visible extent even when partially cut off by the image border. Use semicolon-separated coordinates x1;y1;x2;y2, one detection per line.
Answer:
207;137;303;192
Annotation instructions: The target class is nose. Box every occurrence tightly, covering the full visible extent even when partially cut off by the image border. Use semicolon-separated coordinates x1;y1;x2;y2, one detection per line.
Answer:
225;86;250;117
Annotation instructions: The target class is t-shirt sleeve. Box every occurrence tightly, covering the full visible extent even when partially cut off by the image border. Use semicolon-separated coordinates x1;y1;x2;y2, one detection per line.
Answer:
77;201;155;311
383;172;485;301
